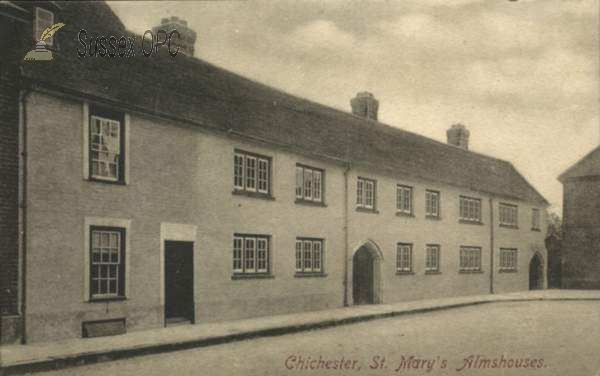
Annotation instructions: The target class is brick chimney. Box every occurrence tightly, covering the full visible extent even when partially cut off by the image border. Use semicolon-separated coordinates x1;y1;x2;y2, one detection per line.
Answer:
447;123;470;150
152;16;197;57
351;92;379;121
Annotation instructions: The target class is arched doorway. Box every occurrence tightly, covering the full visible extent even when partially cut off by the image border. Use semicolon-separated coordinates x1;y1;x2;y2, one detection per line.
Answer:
352;241;382;305
529;253;544;290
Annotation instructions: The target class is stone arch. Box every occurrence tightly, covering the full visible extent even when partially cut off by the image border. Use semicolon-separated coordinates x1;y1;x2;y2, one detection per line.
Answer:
351;240;383;305
529;251;545;290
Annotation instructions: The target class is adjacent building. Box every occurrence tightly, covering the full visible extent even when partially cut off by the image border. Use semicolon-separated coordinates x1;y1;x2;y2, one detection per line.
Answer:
559;146;600;289
0;1;549;344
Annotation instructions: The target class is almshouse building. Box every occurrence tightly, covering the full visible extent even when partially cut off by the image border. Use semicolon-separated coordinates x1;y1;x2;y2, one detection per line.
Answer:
559;146;600;289
0;1;548;344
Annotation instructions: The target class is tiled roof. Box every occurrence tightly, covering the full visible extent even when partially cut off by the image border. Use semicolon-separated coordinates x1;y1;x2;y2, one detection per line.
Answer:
20;1;548;205
559;146;600;182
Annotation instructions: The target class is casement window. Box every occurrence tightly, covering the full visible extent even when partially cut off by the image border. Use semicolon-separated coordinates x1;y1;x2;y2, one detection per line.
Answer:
459;246;482;272
233;235;270;275
531;209;541;231
295;165;324;203
89;227;125;300
500;248;518;271
459;196;482;222
356;177;376;210
295;238;324;274
34;7;54;46
396;243;413;273
233;151;271;195
396;185;413;215
89;106;125;183
499;203;518;227
425;244;440;272
426;190;440;218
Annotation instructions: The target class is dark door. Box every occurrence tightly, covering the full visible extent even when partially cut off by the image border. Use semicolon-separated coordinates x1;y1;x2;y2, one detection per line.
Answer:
353;247;374;305
529;254;543;290
165;241;194;324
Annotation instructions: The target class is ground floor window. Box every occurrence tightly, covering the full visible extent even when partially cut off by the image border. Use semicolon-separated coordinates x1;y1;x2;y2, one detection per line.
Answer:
233;234;270;275
90;227;125;300
500;248;518;271
459;246;482;272
295;238;324;274
425;244;440;272
396;243;413;273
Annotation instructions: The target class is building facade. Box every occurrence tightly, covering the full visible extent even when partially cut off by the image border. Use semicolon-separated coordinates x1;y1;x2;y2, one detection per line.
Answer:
1;1;548;344
559;147;600;289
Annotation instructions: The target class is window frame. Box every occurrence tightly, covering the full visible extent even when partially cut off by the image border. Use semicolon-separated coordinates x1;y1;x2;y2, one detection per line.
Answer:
459;196;482;223
499;248;518;272
425;244;441;273
531;208;541;231
233;150;272;198
88;105;126;184
89;226;126;301
356;177;377;212
425;190;440;219
459;246;482;272
396;184;413;216
295;164;325;205
34;7;55;46
499;203;519;228
232;234;271;277
396;243;413;274
295;237;325;275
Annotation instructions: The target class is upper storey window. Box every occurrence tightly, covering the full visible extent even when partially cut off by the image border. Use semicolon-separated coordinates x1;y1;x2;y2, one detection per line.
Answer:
295;164;324;204
233;150;271;196
356;177;376;211
459;196;482;223
499;203;518;228
89;106;125;183
34;8;55;46
531;208;541;231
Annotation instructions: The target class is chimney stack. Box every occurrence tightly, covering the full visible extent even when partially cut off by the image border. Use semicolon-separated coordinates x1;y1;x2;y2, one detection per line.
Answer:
351;92;379;121
447;123;470;150
152;16;197;57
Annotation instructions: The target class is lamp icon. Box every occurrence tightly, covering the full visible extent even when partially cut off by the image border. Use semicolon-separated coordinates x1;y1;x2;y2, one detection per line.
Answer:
23;23;65;61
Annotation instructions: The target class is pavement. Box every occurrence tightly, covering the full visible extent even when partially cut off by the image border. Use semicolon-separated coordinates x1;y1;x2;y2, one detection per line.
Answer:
1;289;599;375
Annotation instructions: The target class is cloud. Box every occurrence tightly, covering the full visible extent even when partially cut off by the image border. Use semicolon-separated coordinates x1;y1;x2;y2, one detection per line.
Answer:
287;20;357;51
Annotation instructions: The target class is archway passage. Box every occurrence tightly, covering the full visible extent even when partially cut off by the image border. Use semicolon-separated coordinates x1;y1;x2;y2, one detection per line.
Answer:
353;246;376;305
529;253;544;290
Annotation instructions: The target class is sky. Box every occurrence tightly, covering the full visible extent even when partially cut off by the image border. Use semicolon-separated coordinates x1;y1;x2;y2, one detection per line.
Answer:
108;0;599;215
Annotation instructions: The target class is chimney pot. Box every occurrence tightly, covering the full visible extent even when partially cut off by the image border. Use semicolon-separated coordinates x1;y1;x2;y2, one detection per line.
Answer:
350;92;379;121
447;123;470;150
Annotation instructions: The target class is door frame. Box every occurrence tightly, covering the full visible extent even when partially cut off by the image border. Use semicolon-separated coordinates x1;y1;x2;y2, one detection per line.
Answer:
164;240;195;324
529;252;545;290
351;240;383;305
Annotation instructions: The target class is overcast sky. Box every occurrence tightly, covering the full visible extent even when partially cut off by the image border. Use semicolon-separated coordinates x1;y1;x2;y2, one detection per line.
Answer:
109;0;599;214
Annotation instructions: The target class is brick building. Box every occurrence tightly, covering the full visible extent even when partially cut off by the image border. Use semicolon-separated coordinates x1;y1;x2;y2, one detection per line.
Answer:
559;146;600;289
1;1;548;344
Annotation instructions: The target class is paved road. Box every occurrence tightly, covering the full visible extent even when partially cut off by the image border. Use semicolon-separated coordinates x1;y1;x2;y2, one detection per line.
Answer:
40;301;600;376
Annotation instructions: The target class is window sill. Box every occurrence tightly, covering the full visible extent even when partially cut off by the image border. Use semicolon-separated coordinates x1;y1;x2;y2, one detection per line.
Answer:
395;211;415;218
425;215;441;221
231;274;274;280
356;207;379;214
295;199;327;207
294;272;328;278
459;270;484;274
425;270;441;275
499;224;519;230
531;228;541;232
459;220;484;226
396;271;415;275
499;269;518;273
232;190;275;201
87;177;126;186
88;296;127;303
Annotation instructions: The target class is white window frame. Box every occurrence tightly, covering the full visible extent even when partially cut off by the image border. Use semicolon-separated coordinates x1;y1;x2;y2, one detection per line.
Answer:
396;185;413;214
34;7;54;46
232;234;270;275
89;115;121;182
396;243;413;273
295;164;324;203
295;238;324;274
89;228;123;300
233;151;271;195
426;190;440;218
499;203;519;227
459;246;482;272
425;244;440;272
459;196;482;222
357;177;376;210
500;248;518;271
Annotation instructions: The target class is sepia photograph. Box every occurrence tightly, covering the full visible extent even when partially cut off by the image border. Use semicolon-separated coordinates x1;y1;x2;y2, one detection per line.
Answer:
0;0;599;375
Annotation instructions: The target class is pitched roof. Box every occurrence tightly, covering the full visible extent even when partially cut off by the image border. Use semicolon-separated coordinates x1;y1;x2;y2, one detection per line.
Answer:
19;1;548;205
559;146;600;182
